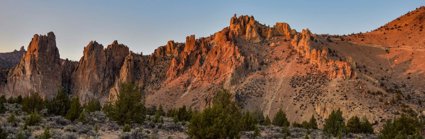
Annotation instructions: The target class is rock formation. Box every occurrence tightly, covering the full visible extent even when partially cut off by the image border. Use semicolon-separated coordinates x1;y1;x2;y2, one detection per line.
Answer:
1;8;425;128
71;41;129;103
3;32;62;98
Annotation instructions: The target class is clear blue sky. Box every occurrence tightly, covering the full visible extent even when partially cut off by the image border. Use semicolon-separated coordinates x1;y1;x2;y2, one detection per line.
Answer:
0;0;424;60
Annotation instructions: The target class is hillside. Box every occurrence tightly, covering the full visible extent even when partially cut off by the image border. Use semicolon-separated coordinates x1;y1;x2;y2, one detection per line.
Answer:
0;7;424;130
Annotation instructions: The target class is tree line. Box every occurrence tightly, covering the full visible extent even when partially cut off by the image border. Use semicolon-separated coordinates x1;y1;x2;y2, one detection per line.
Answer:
1;84;424;138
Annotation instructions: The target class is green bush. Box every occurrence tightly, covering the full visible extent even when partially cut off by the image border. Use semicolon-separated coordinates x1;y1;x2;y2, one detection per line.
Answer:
46;89;70;116
25;112;41;126
78;109;88;123
103;83;146;125
153;109;164;123
66;97;82;121
22;93;44;113
323;109;346;137
273;109;289;127
188;90;242;138
379;115;423;139
123;124;131;132
84;99;101;113
347;116;374;134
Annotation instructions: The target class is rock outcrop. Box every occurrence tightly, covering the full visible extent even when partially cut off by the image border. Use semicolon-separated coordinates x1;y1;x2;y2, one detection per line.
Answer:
291;29;352;79
3;32;62;98
71;41;129;103
3;10;425;129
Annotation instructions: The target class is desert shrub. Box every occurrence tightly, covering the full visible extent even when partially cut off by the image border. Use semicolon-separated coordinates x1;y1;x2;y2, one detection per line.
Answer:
25;112;41;126
273;109;289;127
66;97;82;121
22;93;45;113
0;126;7;139
379;115;423;139
39;128;51;139
323;109;346;137
188;90;242;139
103;83;146;125
84;99;101;112
46;90;70;116
8;113;17;126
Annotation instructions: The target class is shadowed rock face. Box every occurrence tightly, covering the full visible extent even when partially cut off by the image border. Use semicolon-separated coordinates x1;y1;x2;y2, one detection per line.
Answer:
0;47;26;85
1;7;425;128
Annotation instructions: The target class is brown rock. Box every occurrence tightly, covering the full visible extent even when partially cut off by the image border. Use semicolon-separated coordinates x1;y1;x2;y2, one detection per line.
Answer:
4;32;62;98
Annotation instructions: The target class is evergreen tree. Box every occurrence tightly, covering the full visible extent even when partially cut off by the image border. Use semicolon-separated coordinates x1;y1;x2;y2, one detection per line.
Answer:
273;109;289;127
0;99;5;114
379;114;423;139
66;97;82;121
347;116;374;134
264;116;272;126
360;117;374;134
188;90;242;139
323;109;346;137
252;110;265;125
347;116;362;133
22;93;44;113
240;112;258;131
103;83;146;125
309;115;318;129
84;99;101;112
46;89;70;116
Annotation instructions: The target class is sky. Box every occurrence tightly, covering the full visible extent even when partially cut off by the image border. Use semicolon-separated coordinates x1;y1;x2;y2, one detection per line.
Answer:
0;0;424;60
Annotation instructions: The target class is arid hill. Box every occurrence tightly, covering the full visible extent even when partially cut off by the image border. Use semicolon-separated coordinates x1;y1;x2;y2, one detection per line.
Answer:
1;7;425;129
